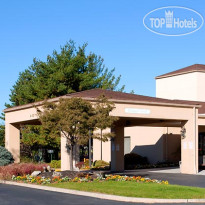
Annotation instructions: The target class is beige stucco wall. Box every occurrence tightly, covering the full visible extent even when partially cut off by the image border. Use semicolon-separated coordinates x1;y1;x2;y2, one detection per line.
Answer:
125;127;181;164
93;128;111;162
111;103;193;121
93;126;181;165
126;127;165;163
156;72;205;101
197;73;205;101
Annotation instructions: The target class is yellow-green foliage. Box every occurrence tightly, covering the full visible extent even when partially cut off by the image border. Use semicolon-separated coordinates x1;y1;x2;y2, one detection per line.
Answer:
50;160;61;168
93;160;109;168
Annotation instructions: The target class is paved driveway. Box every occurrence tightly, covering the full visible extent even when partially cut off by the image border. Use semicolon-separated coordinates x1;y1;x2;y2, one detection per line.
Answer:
115;168;205;188
0;184;201;205
0;184;131;205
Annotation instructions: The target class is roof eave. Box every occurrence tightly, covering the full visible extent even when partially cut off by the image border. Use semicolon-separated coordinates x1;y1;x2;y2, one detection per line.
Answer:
156;70;205;80
3;96;201;113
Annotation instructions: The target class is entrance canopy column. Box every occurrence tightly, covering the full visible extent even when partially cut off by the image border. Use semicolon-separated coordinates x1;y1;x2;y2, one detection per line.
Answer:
180;107;198;174
111;126;124;172
5;123;20;163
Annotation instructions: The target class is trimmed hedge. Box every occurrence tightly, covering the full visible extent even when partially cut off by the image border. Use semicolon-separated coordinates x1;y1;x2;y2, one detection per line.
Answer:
0;146;14;166
124;153;148;169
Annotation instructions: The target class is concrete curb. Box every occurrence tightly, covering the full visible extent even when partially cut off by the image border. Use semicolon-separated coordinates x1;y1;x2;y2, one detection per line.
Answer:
1;180;205;204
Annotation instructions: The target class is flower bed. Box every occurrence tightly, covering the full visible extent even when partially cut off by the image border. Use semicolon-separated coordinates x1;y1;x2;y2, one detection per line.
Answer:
0;163;47;180
11;174;169;185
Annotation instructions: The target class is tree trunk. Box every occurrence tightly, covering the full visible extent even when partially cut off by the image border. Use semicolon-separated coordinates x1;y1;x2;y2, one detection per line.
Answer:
70;144;74;171
101;129;102;160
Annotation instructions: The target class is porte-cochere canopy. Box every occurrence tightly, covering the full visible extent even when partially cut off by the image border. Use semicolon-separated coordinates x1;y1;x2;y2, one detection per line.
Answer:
4;88;205;174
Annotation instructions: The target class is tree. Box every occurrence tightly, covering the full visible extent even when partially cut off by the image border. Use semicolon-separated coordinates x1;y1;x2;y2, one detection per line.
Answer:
0;113;5;147
38;98;95;171
0;125;5;147
20;125;60;160
9;40;124;106
93;95;119;160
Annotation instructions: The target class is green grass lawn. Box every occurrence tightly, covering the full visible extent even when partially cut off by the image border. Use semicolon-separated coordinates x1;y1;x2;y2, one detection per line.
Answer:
47;181;205;199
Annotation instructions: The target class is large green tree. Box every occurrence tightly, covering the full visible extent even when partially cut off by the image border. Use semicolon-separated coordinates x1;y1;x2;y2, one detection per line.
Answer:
9;40;124;106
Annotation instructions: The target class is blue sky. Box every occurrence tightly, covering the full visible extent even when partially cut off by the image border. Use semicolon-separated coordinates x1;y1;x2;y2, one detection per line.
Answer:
0;0;205;118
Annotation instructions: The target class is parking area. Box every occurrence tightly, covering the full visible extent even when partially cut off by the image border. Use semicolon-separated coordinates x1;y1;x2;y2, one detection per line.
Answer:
114;167;205;188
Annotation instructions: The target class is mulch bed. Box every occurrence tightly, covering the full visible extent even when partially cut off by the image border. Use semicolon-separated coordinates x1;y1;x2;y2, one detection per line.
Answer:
39;170;100;179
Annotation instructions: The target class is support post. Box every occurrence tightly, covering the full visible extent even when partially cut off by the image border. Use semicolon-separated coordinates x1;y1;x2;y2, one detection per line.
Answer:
111;126;124;172
180;107;198;174
61;134;71;171
61;134;79;171
89;130;92;167
5;123;20;163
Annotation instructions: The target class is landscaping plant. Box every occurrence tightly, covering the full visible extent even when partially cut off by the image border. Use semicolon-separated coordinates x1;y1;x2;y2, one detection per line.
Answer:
92;160;109;168
124;153;148;169
0;163;47;180
50;160;61;168
0;146;14;166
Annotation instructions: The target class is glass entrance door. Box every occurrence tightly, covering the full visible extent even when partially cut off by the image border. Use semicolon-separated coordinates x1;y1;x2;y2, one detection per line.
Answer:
199;132;205;165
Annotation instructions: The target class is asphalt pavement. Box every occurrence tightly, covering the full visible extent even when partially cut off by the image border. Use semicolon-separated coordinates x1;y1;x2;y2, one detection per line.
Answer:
114;168;205;188
0;183;202;205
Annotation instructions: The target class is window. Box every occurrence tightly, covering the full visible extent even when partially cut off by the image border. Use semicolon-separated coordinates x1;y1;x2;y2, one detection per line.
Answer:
124;136;131;155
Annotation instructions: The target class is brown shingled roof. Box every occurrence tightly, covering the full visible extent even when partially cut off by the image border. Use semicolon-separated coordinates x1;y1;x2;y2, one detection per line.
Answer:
156;64;205;79
65;88;200;106
4;88;204;113
65;89;205;112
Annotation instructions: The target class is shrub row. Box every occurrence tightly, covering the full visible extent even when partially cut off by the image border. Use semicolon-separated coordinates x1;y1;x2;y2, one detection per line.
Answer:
124;153;148;170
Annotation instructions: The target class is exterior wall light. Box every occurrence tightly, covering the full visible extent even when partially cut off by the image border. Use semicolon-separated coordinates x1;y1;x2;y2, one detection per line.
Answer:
181;126;186;139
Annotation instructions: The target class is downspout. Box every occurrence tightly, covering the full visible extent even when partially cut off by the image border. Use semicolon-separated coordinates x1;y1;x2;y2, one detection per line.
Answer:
166;127;168;161
193;106;197;174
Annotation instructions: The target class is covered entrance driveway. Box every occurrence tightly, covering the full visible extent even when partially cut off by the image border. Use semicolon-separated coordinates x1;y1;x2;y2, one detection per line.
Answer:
4;89;201;174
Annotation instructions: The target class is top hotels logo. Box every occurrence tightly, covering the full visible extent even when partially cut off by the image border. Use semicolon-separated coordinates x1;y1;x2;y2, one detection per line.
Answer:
165;11;173;28
143;6;204;36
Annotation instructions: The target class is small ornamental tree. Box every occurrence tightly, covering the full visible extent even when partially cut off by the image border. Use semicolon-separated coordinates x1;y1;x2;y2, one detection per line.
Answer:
93;95;119;160
38;98;95;171
0;146;14;166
